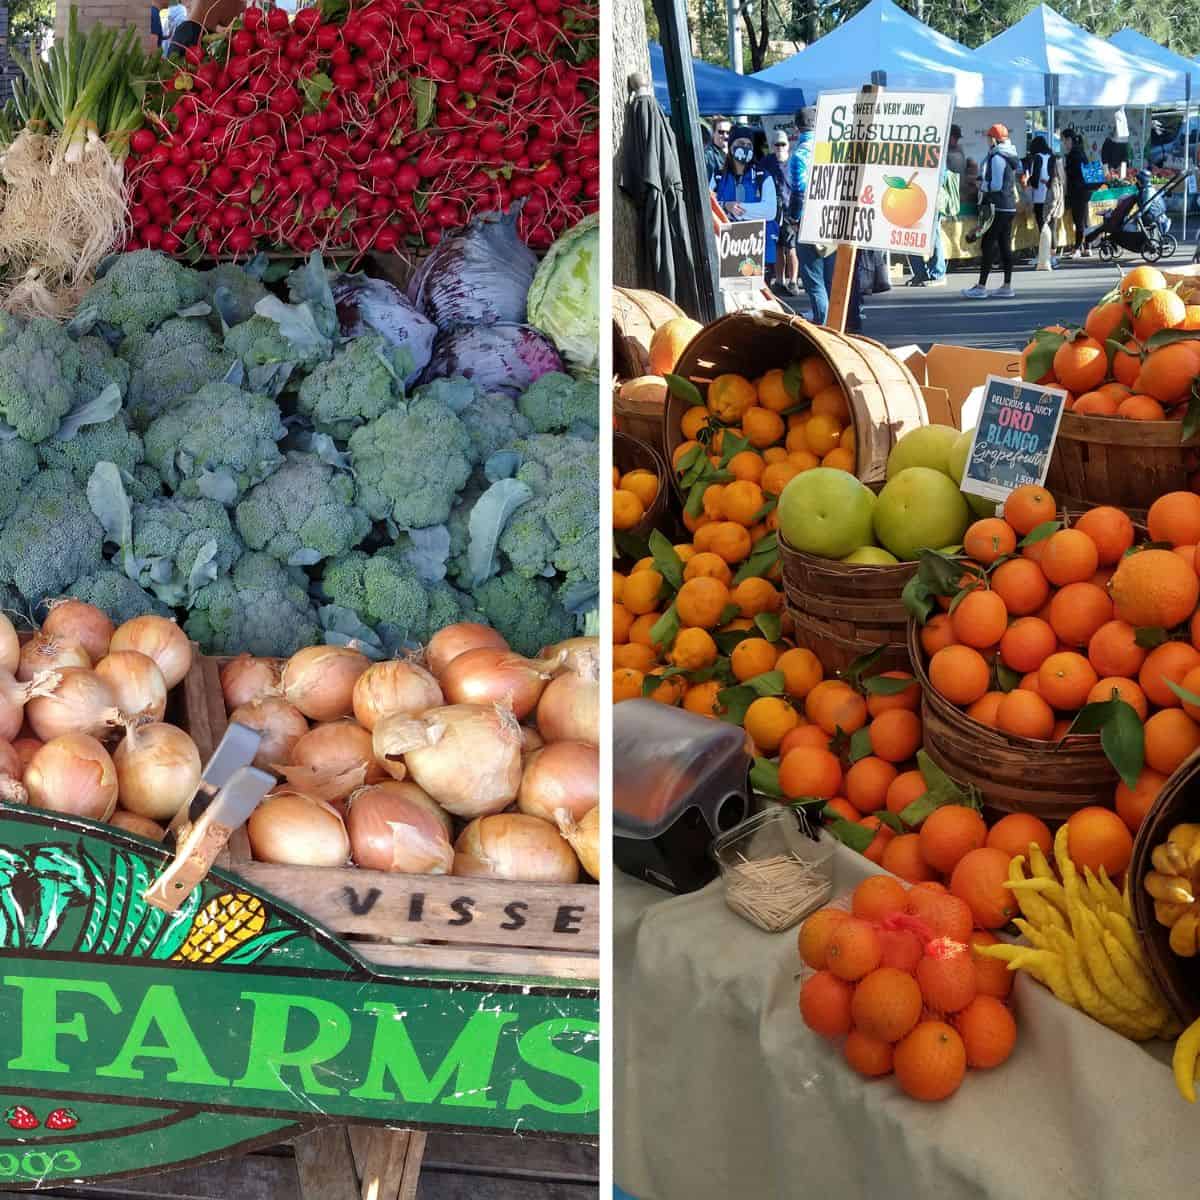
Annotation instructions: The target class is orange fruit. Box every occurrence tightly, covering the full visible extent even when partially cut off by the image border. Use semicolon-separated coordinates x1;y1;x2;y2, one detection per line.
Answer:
968;930;1013;1000
742;406;786;450
1134;342;1200;405
822;447;855;472
920;613;959;656
866;672;920;716
1118;395;1167;420
1149;492;1200;547
1144;707;1200;774
675;576;731;629
1004;485;1057;535
956;995;1017;1069
1132;288;1187;341
963;518;1017;564
852;874;909;923
613;490;645;530
869;709;923;763
761;461;801;495
1065;806;1134;877
852;966;923;1043
916;940;978;1014
1053;335;1108;394
682;679;722;717
1099;382;1133;400
805;413;842;456
1179;663;1200;719
798;906;851;969
1176;544;1199;570
966;691;1005;728
882;832;938;883
721;480;767;526
826;916;883;982
620;470;660;509
1138;641;1200;709
628;612;664;648
775;647;823;699
905;887;973;942
694;520;753;565
811;384;850;424
1115;767;1167;834
1186;306;1200;330
645;669;685;705
1038;651;1098;711
1088;620;1147;677
743;696;800;753
894;1020;967;1102
613;668;644;702
929;645;990;706
879;926;925;973
707;373;757;423
1121;265;1167;297
1085;299;1131;343
918;805;987;875
623;569;665;616
726;449;766;483
779;746;843;800
1021;329;1064;384
886;769;928;816
996;689;1057;739
1020;671;1042;693
1086;676;1148;720
804;679;854;724
613;601;635;644
799;969;854;1037
985;812;1053;861
950;588;1008;649
843;1030;894;1078
756;368;792;412
950;846;1018;928
680;407;711;441
1000;617;1057;673
1073;507;1135;565
1042;529;1100;586
670;626;719;671
845;756;899;814
798;355;836;397
991;558;1050;616
729;576;780;619
860;815;897;865
1048;582;1113;647
730;637;779;682
684;550;733;585
817;689;869;737
824;797;863;824
1073;391;1119;416
672;439;702;471
613;643;658;672
1111;339;1143;387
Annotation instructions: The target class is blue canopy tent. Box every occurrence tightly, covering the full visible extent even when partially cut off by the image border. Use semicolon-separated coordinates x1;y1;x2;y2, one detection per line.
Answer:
649;42;806;116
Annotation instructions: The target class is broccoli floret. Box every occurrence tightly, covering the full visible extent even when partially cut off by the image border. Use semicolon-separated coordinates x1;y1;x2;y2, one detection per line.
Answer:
471;574;575;657
426;579;480;635
202;263;269;326
38;416;144;483
79;250;205;336
68;568;169;623
224;314;329;372
143;383;285;503
235;452;370;565
0;470;103;605
0;318;86;442
130;495;244;605
185;551;322;657
118;317;220;370
349;394;472;529
77;335;131;401
295;334;407;440
319;549;427;644
518;372;599;435
0;439;39;525
124;464;164;503
126;346;236;430
450;383;534;465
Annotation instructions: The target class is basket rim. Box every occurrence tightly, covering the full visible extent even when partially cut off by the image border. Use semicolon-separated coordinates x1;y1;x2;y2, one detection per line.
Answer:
1056;408;1200;447
778;529;921;579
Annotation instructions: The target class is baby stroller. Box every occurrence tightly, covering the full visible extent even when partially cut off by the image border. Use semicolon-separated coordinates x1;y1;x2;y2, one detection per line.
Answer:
1088;172;1186;264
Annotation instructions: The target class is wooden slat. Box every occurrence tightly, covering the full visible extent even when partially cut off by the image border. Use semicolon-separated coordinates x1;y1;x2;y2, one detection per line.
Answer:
361;1130;426;1200
416;1176;596;1200
359;941;600;982
48;1152;300;1198
294;1127;360;1200
421;1133;597;1182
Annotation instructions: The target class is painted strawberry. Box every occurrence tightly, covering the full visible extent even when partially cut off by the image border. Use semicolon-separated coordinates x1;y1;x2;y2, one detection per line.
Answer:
44;1109;77;1132
5;1106;37;1131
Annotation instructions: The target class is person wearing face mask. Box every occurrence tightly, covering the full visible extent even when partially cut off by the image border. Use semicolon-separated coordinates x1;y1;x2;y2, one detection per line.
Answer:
711;124;778;275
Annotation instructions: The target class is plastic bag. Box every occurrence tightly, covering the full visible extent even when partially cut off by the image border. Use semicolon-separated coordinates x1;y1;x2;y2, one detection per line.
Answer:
422;324;563;398
329;274;435;384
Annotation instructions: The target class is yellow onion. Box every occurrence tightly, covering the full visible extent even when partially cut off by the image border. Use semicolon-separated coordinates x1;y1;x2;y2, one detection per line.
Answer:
540;636;600;673
558;806;599;881
94;651;167;723
228;697;308;769
347;781;454;875
274;720;388;804
0;737;26;804
109;615;192;689
426;621;508;679
439;648;558;721
248;789;350;867
521;725;544;755
454;813;580;883
42;599;114;663
220;654;281;710
0;669;58;742
373;703;524;818
352;660;443;731
113;723;202;820
536;646;599;745
281;645;370;722
0;613;18;676
518;741;599;823
18;632;91;680
109;810;165;840
25;668;118;742
24;733;118;821
11;737;41;773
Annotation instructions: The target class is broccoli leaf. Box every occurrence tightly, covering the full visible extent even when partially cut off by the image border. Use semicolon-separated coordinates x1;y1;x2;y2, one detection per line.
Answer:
185;539;220;598
253;296;333;361
288;549;324;566
197;470;239;506
485;450;521;482
86;462;138;579
54;383;123;441
318;605;386;658
468;478;535;586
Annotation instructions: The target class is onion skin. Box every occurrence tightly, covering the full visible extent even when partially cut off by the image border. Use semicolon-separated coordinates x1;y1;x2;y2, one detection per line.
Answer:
558;806;600;881
439;648;553;721
0;614;18;676
25;668;118;742
518;741;599;823
536;655;599;746
374;703;524;818
95;651;168;722
276;720;388;802
228;697;308;769
11;738;41;772
24;733;119;821
540;637;600;673
347;781;454;874
426;622;508;680
248;790;351;867
43;600;114;663
352;660;443;732
521;725;544;755
113;723;202;820
110;616;192;689
18;633;91;681
109;810;166;841
0;737;26;804
281;645;370;722
220;654;281;710
453;814;580;883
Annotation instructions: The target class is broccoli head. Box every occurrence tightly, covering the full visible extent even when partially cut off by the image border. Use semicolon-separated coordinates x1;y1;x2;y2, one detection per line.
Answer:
143;383;285;503
348;394;472;530
224;314;329;372
295;334;407;440
235;452;371;565
129;495;244;605
77;335;131;401
0;318;86;442
471;573;575;657
38;416;144;484
0;439;39;525
126;345;236;431
78;250;205;337
518;372;599;435
0;469;104;605
185;552;322;657
202;263;269;326
68;568;169;623
429;378;534;465
118;317;221;370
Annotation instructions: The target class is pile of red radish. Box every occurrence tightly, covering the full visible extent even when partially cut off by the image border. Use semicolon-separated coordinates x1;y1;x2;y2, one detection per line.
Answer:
220;624;600;883
124;0;598;257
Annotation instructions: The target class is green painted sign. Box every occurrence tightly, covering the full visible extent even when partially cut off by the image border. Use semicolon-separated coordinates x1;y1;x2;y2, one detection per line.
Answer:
0;807;598;1188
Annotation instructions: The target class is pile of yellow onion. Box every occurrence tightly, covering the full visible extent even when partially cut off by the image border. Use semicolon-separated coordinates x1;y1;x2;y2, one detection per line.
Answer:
223;624;600;884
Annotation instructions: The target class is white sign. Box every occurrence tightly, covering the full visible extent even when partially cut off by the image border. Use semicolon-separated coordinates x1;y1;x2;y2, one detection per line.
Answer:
798;89;955;256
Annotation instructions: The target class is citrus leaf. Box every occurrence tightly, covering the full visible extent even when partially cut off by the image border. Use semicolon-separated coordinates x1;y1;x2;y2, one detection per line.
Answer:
749;497;779;521
750;758;783;798
745;670;786;696
995;661;1022;693
902;573;936;623
898;793;938;827
716;684;757;725
1134;626;1168;649
755;612;782;642
714;628;755;654
641;673;673;697
844;645;887;688
733;533;779;585
1020;520;1062;547
876;811;904;833
825;818;874;852
665;373;704;407
684;481;708;518
648;528;684;592
848;726;873;763
718;603;741;626
675;443;705;481
649;603;680;652
1069;698;1118;735
782;361;805;399
864;672;916;695
1166;679;1200;709
1022;332;1066;382
1101;699;1144;789
916;749;976;807
719;432;753;468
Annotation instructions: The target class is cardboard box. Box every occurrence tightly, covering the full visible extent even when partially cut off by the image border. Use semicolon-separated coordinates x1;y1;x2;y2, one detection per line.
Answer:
895;343;1021;429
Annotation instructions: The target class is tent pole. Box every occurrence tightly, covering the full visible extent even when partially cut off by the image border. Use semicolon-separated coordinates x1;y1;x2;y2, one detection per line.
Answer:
726;0;742;74
1184;76;1191;244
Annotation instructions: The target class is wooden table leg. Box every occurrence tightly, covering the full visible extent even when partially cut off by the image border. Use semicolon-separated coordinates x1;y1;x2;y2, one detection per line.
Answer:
360;1129;427;1200
294;1126;360;1200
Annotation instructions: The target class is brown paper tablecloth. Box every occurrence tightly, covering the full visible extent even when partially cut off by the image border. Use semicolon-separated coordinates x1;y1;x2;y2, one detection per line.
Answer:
615;838;1187;1200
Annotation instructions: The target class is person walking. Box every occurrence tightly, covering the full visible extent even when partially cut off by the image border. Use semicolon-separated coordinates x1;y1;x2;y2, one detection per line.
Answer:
787;107;836;324
1061;129;1096;258
711;125;779;278
767;130;799;295
1025;135;1055;238
962;123;1021;300
909;160;956;287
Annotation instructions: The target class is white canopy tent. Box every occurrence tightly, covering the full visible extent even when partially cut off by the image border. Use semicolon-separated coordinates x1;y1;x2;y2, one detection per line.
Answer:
751;0;1042;108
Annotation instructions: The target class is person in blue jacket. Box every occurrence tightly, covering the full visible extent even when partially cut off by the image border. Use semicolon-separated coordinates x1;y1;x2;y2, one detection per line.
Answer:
711;125;778;272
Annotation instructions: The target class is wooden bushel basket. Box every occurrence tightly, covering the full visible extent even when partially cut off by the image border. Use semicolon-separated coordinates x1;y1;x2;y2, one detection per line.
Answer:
662;309;928;504
612;286;687;380
614;430;670;545
907;620;1119;820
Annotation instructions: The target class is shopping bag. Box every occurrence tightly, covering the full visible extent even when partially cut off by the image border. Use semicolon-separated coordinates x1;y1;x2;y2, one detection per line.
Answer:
1036;219;1053;270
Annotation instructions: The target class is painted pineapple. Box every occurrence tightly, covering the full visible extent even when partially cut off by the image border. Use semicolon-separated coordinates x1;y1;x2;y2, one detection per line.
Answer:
1145;823;1200;957
172;892;267;964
